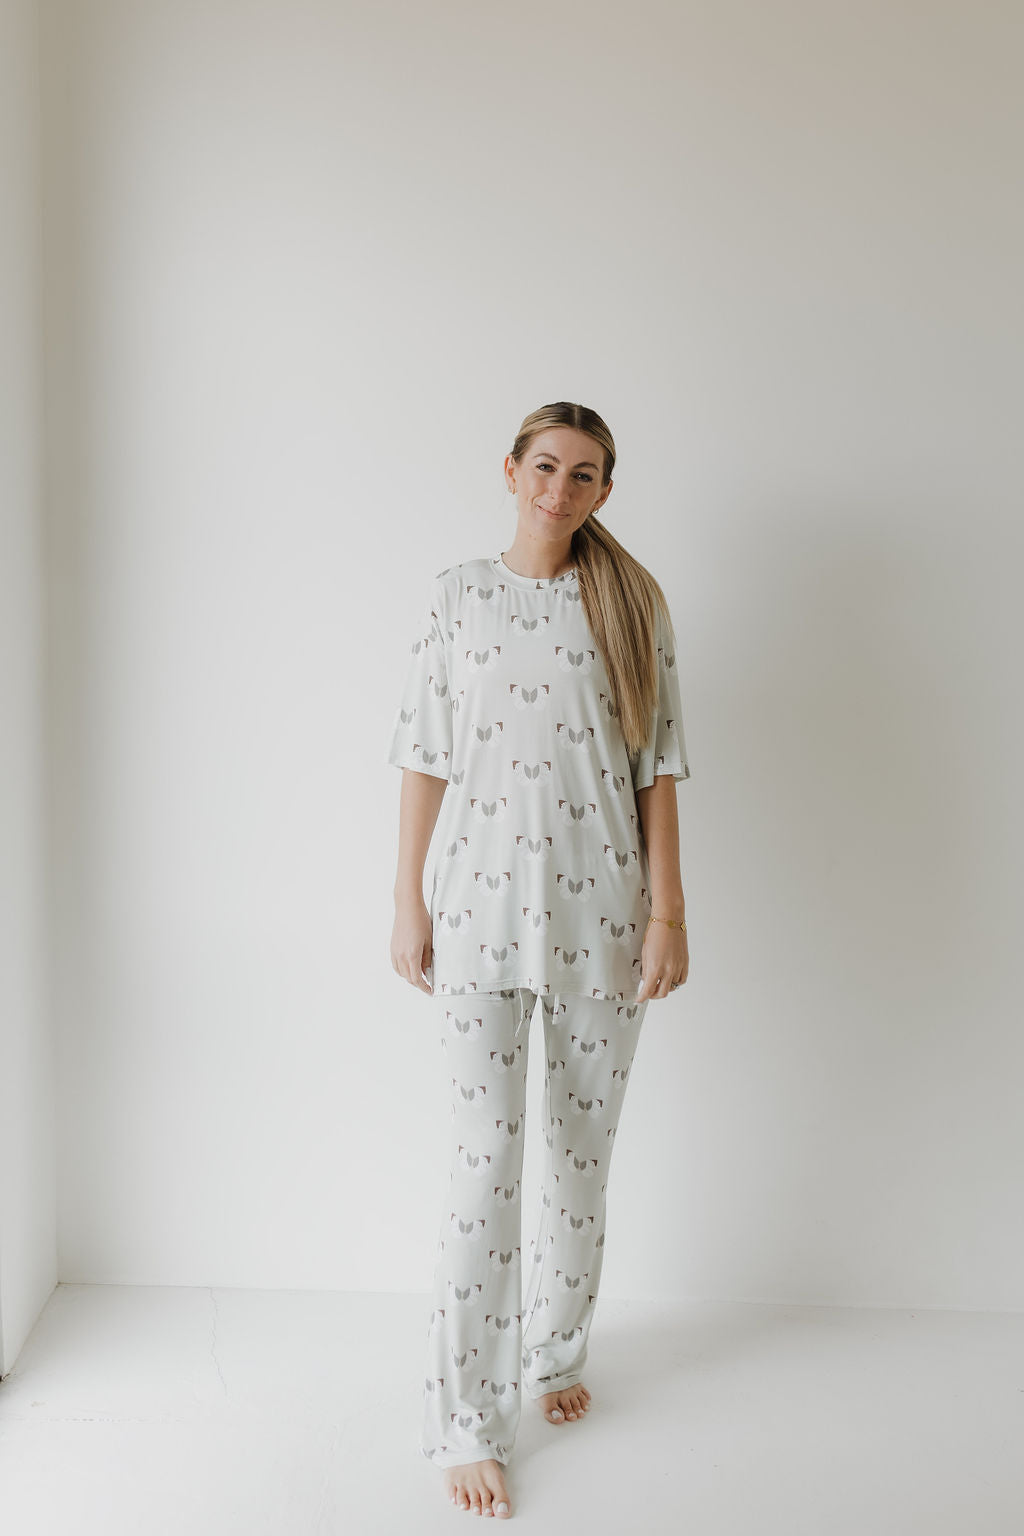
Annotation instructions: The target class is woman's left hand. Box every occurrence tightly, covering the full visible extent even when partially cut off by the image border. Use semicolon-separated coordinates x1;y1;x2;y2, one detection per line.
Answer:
636;921;689;1002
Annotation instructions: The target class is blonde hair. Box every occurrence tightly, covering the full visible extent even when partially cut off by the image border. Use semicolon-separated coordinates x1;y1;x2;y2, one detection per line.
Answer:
508;401;675;759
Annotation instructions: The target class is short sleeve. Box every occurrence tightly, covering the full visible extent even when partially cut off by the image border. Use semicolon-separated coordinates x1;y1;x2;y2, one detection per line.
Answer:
629;601;691;791
386;576;453;781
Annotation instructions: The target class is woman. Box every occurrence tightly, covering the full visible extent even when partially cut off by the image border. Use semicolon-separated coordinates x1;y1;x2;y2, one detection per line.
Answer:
388;401;691;1519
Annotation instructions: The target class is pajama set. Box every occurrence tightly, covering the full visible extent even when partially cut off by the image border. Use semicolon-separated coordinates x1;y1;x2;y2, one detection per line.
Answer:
387;550;690;1468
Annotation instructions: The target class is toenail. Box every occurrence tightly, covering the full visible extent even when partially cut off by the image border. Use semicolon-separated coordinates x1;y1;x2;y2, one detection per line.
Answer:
497;1503;509;1514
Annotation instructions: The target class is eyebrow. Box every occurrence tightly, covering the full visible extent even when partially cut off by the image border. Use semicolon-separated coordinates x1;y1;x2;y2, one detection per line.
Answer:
532;451;601;471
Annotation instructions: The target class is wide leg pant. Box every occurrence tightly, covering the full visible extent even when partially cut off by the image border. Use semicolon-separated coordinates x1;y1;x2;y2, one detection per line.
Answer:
421;986;647;1469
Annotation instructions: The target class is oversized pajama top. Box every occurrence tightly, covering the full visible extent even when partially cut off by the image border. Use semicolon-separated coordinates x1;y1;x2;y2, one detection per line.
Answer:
387;552;690;1000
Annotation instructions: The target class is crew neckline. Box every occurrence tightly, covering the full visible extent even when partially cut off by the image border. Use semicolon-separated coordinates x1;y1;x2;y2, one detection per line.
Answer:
491;552;577;589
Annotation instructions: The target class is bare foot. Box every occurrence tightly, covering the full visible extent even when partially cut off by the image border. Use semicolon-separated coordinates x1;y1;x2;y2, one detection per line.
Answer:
443;1458;512;1518
537;1382;591;1425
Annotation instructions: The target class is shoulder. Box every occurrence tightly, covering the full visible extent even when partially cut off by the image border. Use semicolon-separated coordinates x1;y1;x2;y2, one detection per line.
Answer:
429;556;496;607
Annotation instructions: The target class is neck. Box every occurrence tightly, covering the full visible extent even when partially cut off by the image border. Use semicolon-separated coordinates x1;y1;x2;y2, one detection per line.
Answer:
501;537;575;580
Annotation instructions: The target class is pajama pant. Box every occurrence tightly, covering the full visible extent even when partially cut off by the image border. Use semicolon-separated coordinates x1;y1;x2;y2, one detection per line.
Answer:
421;986;647;1469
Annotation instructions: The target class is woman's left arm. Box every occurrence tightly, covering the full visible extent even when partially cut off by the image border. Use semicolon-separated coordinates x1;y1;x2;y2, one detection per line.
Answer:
635;774;689;1000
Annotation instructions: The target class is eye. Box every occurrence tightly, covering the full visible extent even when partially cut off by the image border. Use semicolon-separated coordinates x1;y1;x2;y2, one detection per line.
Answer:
536;461;593;482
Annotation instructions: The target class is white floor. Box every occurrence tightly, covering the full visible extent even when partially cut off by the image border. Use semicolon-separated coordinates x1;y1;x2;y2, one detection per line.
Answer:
0;1285;1022;1534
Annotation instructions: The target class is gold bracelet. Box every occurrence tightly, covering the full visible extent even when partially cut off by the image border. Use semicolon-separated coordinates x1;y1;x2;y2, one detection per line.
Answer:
647;914;687;931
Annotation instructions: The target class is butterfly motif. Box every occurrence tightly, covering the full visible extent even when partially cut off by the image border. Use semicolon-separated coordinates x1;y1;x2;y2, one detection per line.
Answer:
451;1078;487;1105
484;1313;521;1336
570;1035;608;1058
437;908;472;931
469;721;504;746
602;844;637;871
488;1043;523;1074
449;1212;486;1239
448;1279;482;1305
557;798;597;826
447;1010;483;1037
510;613;550;632
511;758;552;783
410;623;439;655
599;917;637;945
469;796;508;822
465;645;501;671
555;722;595;748
560;1209;595;1233
509;682;550;709
568;1091;604;1117
556;874;596;901
487;1247;521;1272
473;870;512;893
554;946;590;970
457;1144;492;1175
555;1269;589;1291
411;742;449;769
479;941;519;969
450;1409;485;1429
554;645;595;674
514;833;552;860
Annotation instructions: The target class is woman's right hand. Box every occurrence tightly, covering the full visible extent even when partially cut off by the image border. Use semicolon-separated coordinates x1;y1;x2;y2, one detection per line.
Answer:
391;896;434;993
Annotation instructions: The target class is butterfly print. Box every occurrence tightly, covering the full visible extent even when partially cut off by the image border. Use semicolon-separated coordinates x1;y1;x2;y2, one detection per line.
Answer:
554;645;595;674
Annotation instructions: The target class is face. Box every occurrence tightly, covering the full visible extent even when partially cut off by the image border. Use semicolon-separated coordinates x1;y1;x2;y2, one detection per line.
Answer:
505;426;613;544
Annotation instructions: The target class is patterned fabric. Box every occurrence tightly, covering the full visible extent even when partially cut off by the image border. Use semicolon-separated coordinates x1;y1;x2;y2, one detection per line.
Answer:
387;553;690;1000
421;987;647;1467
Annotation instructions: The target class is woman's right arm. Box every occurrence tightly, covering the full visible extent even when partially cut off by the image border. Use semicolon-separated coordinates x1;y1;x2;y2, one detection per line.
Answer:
391;767;448;993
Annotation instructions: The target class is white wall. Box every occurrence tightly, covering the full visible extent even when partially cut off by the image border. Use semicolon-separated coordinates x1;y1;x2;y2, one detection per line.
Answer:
0;0;56;1376
40;0;1023;1308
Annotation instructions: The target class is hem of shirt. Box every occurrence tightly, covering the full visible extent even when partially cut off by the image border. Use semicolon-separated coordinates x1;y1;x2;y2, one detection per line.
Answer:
432;975;644;1003
387;750;450;782
633;763;690;791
